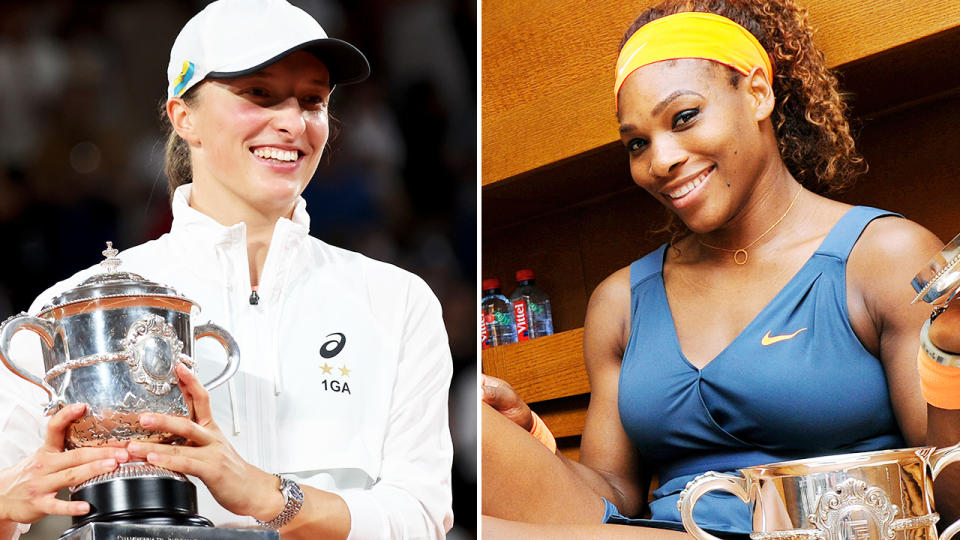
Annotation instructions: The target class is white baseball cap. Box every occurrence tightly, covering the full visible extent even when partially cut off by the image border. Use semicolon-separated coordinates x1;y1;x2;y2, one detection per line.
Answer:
167;0;370;99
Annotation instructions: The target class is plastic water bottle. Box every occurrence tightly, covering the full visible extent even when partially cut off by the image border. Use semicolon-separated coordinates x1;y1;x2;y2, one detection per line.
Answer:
481;278;517;349
510;269;554;341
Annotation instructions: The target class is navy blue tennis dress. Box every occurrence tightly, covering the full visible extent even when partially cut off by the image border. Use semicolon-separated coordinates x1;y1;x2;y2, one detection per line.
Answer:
606;207;905;534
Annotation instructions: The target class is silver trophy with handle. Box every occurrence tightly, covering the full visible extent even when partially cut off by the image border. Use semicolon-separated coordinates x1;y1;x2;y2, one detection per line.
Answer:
0;243;267;538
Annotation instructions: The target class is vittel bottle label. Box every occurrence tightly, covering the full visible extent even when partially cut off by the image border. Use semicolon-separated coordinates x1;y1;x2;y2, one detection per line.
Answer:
513;300;530;342
481;312;492;349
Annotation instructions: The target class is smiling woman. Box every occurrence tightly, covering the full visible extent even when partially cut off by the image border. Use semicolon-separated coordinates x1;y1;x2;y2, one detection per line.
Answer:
0;1;454;539
167;52;335;278
481;0;960;538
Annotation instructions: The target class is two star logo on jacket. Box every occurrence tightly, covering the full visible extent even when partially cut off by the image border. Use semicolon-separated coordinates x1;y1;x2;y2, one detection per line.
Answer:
318;332;352;394
761;327;807;346
319;363;351;377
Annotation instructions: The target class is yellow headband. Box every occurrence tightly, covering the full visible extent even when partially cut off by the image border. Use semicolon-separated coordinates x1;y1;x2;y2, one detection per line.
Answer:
614;12;773;109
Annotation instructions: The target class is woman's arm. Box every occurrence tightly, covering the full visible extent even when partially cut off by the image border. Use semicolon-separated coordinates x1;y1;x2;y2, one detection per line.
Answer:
481;266;649;521
482;515;691;539
573;267;648;516
126;365;354;538
848;216;960;519
847;216;942;445
925;303;960;524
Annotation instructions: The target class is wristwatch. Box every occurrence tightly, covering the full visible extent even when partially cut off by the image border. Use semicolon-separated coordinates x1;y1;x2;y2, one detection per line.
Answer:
256;474;304;530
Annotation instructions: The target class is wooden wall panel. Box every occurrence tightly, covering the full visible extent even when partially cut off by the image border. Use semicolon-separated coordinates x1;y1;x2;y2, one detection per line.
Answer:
837;91;960;240
577;190;667;296
482;0;960;186
481;211;588;333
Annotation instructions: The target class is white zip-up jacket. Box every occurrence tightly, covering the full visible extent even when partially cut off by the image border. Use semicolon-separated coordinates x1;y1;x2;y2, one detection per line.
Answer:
0;185;454;539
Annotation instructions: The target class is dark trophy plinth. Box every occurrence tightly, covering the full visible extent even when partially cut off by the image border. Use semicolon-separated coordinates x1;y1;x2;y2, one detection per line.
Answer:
59;466;278;539
60;522;278;540
58;462;257;539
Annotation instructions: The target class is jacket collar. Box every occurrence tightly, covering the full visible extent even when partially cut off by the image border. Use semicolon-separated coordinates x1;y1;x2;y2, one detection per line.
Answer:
167;184;311;289
169;184;311;242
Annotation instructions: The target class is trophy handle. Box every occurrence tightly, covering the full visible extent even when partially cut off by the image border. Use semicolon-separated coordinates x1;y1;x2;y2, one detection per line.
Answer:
193;322;240;392
677;471;750;540
0;314;58;401
930;444;960;540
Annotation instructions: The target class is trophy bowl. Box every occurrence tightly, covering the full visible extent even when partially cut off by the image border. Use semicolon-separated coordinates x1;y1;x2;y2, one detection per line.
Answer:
677;445;960;540
0;242;239;449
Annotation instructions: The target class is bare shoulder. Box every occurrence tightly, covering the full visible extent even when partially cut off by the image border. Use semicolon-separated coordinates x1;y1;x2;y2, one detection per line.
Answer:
849;214;944;306
583;266;632;370
589;266;631;310
850;215;943;271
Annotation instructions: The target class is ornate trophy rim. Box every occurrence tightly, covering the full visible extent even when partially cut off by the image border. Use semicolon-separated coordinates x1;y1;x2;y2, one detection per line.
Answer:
71;461;189;492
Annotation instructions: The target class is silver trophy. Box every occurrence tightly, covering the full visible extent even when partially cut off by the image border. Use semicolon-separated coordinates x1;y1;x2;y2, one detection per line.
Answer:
912;231;960;307
0;242;240;533
677;446;960;540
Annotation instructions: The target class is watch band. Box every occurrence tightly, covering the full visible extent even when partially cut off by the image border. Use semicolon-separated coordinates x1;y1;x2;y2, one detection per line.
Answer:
920;318;960;368
256;474;304;530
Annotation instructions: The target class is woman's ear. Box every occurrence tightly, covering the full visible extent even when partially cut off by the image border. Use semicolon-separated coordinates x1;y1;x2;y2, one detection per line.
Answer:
746;66;775;122
166;96;200;145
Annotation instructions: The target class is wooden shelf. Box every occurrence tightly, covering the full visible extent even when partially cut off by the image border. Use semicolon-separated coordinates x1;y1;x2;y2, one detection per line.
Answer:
482;0;960;189
482;329;590;453
481;328;588;403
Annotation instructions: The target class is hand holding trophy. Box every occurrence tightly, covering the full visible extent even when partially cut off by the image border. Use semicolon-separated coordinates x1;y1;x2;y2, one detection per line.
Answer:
0;243;241;536
913;232;960;377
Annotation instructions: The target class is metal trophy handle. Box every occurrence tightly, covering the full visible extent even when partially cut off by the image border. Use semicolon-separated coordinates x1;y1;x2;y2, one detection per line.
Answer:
930;444;960;540
193;322;240;391
0;314;58;401
677;471;750;540
912;231;960;306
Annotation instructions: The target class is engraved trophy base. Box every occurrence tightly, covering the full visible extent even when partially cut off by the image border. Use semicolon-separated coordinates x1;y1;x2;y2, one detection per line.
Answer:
60;463;230;539
59;522;278;539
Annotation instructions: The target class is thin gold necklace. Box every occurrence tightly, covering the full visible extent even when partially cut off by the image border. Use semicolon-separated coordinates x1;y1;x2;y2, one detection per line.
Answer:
698;188;802;265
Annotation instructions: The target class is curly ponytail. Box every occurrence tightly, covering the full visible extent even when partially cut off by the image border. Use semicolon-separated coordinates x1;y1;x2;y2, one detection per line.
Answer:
621;0;866;194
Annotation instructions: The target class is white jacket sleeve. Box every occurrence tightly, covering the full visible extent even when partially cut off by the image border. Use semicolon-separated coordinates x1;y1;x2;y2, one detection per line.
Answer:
340;276;454;540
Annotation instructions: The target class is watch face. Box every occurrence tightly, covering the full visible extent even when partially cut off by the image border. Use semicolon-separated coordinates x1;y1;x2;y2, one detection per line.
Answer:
256;477;303;529
288;480;305;502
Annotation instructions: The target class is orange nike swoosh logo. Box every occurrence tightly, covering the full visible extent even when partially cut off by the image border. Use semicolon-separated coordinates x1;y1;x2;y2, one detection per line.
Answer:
761;328;807;346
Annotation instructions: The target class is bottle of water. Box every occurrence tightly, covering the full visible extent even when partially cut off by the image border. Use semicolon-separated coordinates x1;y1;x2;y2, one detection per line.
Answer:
481;278;517;349
510;269;554;341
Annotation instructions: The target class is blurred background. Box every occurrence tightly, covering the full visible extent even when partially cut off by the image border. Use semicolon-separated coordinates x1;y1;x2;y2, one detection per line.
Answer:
0;0;477;537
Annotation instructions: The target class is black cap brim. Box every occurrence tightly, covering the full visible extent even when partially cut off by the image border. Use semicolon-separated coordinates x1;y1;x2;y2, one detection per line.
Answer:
206;37;370;86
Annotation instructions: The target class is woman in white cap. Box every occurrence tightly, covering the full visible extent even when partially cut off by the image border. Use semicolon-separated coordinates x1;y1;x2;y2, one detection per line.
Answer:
0;1;453;538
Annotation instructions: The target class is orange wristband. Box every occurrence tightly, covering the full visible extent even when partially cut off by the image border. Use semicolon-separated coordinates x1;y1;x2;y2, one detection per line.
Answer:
529;412;557;454
918;346;960;409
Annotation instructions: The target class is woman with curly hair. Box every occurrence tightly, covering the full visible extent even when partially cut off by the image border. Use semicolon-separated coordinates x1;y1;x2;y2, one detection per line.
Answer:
481;0;960;537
